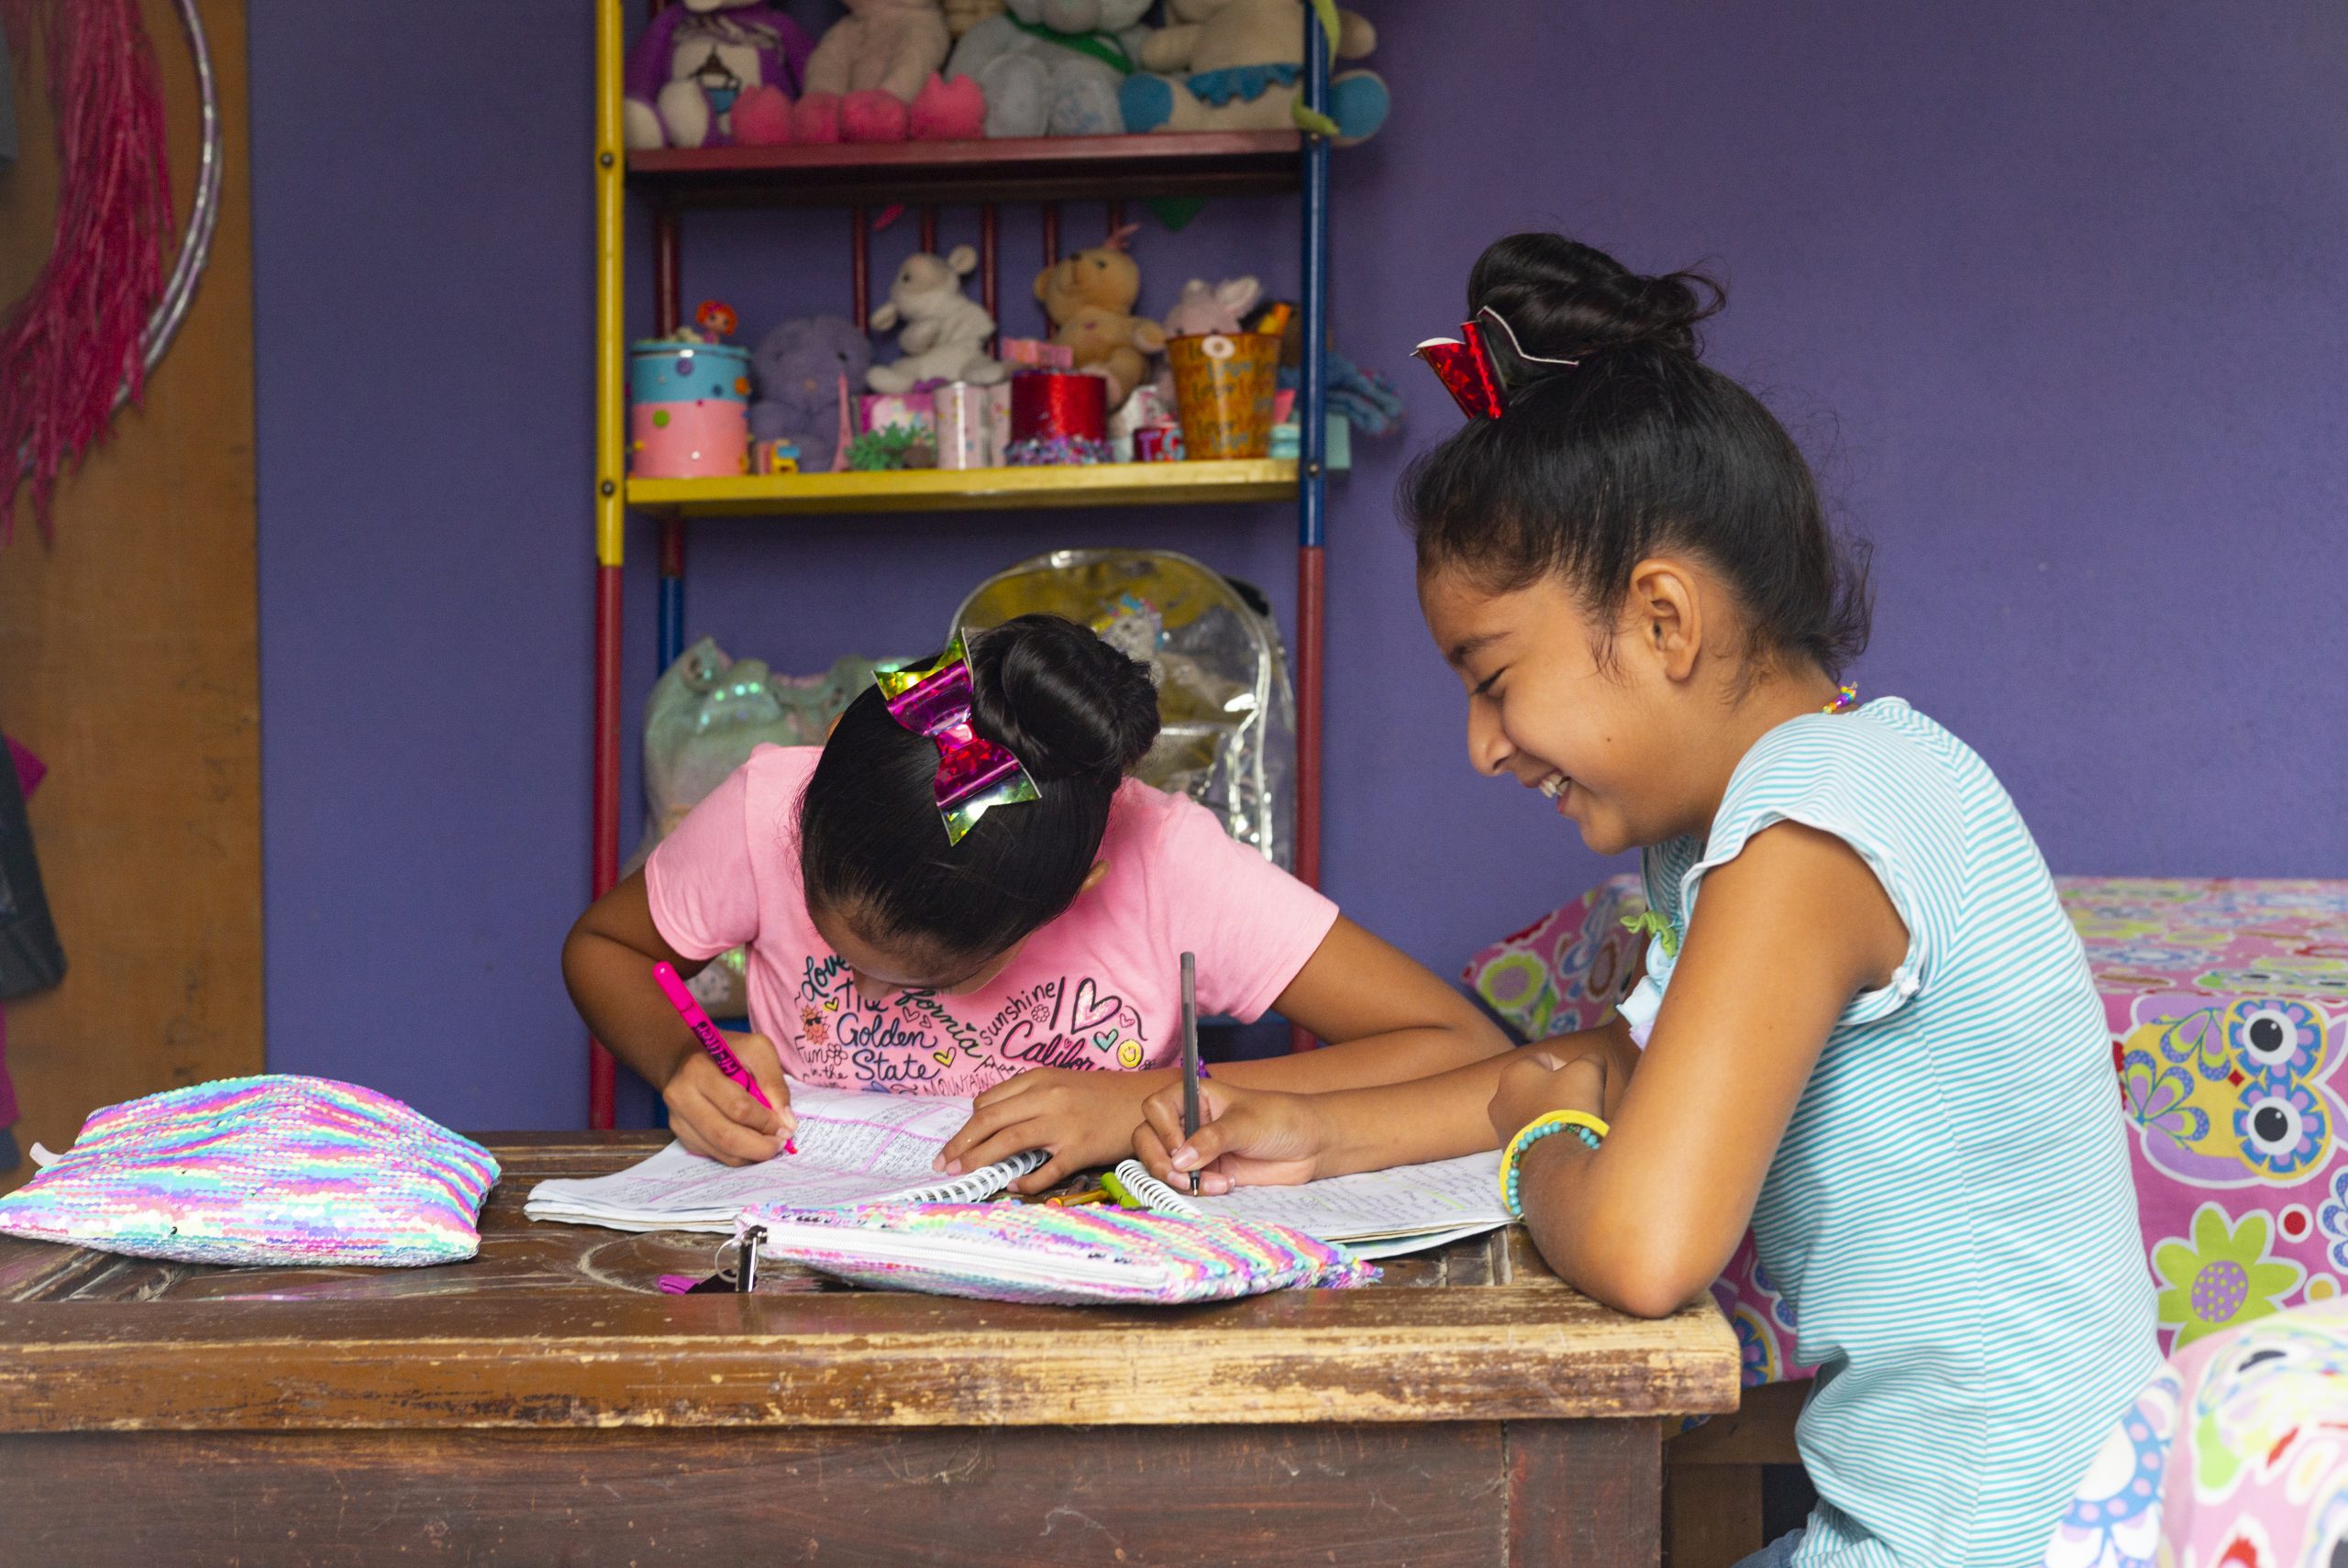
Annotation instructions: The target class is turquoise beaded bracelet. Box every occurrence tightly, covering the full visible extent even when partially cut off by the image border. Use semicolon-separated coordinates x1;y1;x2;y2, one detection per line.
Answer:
1499;1110;1608;1219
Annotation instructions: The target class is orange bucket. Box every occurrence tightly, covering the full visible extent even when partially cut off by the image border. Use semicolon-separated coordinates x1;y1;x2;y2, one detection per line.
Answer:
1165;331;1281;459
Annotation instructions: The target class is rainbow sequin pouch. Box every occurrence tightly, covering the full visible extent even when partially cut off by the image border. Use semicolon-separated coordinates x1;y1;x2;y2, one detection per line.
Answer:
0;1075;498;1266
737;1200;1378;1306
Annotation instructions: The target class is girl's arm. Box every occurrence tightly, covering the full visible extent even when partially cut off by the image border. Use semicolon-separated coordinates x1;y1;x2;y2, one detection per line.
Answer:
561;870;793;1165
1495;823;1905;1318
934;916;1512;1189
1131;1017;1639;1192
1218;916;1514;1088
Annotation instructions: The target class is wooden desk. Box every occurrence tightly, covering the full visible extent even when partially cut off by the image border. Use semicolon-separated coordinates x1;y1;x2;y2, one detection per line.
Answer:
0;1133;1738;1566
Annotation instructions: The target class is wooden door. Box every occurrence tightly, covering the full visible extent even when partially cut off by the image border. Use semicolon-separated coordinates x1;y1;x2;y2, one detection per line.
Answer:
0;0;260;1190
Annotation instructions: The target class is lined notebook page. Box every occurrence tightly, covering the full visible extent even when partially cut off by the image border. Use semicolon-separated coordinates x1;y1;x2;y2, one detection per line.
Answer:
526;1083;1044;1232
1113;1152;1509;1244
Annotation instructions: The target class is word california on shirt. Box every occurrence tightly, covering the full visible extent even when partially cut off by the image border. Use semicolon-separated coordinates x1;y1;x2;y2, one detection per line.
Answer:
646;745;1339;1097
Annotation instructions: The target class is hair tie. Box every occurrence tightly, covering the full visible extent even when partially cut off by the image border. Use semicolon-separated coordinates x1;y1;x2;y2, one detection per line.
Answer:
1413;306;1579;421
875;635;1040;845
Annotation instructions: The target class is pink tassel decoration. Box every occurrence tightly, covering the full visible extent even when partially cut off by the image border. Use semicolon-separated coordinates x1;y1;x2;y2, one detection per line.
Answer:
0;0;175;543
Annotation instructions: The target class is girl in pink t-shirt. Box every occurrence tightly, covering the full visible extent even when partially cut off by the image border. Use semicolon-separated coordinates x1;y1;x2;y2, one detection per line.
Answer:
563;613;1508;1188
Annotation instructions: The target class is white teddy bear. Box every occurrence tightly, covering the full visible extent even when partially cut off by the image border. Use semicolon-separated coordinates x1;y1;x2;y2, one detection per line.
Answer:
865;246;1010;392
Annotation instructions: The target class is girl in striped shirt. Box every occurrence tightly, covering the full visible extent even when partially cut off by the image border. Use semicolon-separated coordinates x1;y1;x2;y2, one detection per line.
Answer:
1135;233;2158;1566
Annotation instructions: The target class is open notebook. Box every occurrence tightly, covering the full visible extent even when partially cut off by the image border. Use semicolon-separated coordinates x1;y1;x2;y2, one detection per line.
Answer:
524;1083;1046;1232
1110;1152;1510;1260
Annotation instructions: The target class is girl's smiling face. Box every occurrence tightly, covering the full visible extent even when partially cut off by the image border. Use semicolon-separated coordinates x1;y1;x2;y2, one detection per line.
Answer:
1417;560;1719;857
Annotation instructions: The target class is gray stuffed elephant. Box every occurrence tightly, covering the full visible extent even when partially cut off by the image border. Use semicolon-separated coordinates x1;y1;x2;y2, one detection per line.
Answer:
945;0;1154;138
748;316;872;474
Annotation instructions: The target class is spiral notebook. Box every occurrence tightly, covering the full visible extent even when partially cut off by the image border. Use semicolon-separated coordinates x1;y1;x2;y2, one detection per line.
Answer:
524;1083;1047;1233
1108;1152;1511;1260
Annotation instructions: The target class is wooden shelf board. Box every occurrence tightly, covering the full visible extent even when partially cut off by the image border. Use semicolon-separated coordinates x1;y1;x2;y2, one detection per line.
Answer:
626;131;1302;207
626;459;1299;516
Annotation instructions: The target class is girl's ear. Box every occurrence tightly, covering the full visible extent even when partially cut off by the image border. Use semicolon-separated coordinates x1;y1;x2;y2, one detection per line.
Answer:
1626;557;1703;683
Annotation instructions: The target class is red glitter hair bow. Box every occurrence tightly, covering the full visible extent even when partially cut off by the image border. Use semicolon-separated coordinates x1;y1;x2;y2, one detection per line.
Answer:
876;635;1040;845
1413;307;1579;420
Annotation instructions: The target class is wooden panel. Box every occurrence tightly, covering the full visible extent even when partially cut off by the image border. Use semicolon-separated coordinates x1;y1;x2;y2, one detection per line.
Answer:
1663;1379;1808;1465
0;1422;1512;1567
1663;1462;1765;1568
0;1281;1739;1431
0;0;261;1193
1509;1418;1662;1567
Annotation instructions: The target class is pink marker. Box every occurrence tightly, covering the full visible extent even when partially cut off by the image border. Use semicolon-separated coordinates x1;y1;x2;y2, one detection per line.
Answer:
652;961;794;1155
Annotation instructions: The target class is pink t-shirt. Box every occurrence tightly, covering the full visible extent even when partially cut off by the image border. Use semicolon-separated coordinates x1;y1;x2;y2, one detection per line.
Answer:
646;745;1339;1097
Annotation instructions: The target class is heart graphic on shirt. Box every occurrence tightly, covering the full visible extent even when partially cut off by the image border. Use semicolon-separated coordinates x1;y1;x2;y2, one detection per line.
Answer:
934;1050;956;1066
1067;979;1125;1038
824;999;839;1011
1091;1030;1117;1052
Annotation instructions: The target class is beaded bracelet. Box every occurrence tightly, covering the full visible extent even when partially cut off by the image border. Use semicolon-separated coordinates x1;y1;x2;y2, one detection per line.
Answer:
1499;1110;1610;1219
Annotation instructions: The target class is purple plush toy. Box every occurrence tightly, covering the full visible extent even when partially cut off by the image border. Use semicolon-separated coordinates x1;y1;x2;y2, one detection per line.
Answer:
623;0;815;151
749;316;875;475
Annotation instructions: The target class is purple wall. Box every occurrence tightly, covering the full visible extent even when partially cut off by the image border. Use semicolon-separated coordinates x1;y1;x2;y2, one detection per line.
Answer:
250;1;2348;1131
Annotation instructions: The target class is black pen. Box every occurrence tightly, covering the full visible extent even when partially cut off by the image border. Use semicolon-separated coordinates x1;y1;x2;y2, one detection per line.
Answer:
1180;951;1202;1196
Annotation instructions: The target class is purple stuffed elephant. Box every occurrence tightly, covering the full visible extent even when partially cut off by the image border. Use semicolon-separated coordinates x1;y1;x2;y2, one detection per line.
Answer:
749;316;874;474
623;1;815;150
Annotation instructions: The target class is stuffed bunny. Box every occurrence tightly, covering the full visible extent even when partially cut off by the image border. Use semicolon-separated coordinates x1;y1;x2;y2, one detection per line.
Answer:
1152;275;1260;399
867;247;1008;392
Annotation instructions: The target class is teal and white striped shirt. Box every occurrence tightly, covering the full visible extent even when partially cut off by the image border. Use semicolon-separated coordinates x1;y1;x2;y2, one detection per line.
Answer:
1639;698;2157;1568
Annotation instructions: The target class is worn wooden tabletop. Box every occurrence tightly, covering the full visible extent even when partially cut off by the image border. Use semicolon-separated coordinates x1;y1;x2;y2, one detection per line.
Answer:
0;1132;1739;1566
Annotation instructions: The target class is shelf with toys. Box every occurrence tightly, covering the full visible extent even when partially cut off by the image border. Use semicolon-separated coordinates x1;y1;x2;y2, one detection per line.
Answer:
628;130;1304;208
591;0;1371;1124
627;458;1298;516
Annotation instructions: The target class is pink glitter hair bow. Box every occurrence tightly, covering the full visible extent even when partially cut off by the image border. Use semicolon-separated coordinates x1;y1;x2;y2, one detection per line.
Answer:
876;634;1040;845
1413;306;1579;420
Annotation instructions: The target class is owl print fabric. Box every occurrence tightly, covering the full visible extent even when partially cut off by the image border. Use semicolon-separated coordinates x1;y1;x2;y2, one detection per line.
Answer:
1467;874;2348;1383
647;745;1337;1098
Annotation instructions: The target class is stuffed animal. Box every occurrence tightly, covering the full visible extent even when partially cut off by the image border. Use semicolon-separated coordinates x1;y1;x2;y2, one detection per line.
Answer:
1034;238;1165;407
792;0;957;143
867;247;1008;392
749;316;873;474
945;0;1154;138
622;1;814;150
1151;275;1260;399
1120;0;1388;144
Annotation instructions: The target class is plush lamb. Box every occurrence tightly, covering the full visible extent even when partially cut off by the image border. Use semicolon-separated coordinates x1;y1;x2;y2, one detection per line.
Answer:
866;247;1008;392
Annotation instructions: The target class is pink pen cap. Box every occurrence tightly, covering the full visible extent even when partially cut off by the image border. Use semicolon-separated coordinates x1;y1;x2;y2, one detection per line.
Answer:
652;960;794;1154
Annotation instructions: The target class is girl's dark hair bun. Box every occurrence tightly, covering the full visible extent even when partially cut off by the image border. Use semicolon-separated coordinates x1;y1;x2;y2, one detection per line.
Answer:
1468;231;1723;363
968;613;1159;783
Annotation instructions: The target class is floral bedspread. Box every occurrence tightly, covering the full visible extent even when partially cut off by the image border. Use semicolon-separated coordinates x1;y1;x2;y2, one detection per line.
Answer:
2040;1297;2348;1568
1465;877;2348;1387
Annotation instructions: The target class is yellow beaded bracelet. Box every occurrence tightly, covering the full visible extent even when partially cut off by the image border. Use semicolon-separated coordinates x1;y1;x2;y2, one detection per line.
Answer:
1498;1110;1611;1219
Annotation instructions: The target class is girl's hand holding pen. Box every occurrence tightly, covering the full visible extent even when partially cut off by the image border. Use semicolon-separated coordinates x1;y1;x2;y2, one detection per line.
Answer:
1133;1079;1326;1196
662;1033;795;1166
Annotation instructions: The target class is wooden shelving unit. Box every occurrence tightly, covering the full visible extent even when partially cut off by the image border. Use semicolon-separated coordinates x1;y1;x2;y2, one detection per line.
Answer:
591;3;1340;1124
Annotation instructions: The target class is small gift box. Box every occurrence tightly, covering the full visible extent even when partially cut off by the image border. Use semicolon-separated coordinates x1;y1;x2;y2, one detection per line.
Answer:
933;382;992;471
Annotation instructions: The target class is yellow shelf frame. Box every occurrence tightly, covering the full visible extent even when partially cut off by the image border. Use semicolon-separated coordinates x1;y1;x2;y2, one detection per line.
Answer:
626;460;1300;517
